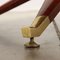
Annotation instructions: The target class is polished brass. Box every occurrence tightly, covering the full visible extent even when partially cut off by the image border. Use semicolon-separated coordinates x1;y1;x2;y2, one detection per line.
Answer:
21;16;50;38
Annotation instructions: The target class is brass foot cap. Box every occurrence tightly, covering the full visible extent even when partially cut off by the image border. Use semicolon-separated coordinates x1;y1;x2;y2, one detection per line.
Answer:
24;42;40;48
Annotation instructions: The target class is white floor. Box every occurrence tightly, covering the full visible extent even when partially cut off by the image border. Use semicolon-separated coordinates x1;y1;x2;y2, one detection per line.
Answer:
0;11;60;60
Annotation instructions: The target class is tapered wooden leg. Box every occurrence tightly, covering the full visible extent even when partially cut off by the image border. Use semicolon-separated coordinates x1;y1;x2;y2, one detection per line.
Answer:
22;0;60;48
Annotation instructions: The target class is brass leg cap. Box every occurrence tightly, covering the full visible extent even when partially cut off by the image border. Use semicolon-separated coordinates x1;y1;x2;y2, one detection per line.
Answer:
24;42;40;48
